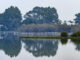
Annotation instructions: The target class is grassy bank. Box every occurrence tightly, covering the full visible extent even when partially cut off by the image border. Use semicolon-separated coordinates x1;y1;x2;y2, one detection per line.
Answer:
20;36;80;39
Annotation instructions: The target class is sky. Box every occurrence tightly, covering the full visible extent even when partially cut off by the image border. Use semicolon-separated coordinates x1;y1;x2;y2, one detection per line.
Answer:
0;0;80;22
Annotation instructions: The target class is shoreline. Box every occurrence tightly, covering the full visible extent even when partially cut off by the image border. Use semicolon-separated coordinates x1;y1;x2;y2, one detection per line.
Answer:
20;36;80;39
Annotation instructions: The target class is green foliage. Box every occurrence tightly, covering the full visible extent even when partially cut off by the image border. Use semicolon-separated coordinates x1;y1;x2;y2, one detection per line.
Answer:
71;32;80;37
23;7;61;24
61;31;68;37
0;6;22;30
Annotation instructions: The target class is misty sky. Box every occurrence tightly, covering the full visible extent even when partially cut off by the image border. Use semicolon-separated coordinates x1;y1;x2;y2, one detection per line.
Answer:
0;0;80;22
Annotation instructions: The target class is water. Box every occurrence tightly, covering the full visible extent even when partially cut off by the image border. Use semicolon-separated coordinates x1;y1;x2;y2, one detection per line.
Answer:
0;32;80;60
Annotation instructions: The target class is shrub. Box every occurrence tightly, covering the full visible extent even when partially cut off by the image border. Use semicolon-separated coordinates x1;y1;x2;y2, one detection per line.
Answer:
61;31;68;37
71;32;80;37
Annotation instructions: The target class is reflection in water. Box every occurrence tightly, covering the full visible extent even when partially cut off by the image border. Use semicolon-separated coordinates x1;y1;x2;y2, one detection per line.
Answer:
22;39;59;57
0;33;22;57
76;45;80;51
71;39;80;51
60;39;68;45
1;32;80;59
71;39;80;45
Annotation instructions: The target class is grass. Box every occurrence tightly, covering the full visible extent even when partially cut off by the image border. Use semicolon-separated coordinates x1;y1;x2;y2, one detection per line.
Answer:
20;36;80;39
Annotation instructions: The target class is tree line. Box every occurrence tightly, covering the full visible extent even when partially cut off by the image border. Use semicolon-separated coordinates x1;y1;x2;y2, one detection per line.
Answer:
0;6;80;31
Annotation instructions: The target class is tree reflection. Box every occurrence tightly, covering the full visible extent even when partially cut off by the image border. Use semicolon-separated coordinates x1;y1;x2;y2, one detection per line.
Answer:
0;33;22;57
71;39;80;51
22;39;58;57
60;39;68;45
71;39;80;45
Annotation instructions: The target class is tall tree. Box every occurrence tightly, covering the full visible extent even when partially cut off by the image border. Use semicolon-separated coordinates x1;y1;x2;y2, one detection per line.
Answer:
22;7;61;24
0;6;22;30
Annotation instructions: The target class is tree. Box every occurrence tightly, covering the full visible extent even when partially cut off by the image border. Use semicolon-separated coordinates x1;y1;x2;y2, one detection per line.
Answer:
74;13;80;24
71;32;80;37
0;6;22;30
22;7;61;24
61;31;68;37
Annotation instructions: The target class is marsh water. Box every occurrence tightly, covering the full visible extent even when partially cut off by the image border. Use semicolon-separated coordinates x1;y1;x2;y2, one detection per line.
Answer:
0;32;80;60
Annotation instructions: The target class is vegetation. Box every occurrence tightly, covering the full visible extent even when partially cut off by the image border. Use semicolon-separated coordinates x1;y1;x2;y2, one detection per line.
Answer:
20;36;80;39
61;31;68;37
71;32;80;37
22;7;61;24
0;6;22;30
74;13;80;24
0;6;80;32
20;32;80;39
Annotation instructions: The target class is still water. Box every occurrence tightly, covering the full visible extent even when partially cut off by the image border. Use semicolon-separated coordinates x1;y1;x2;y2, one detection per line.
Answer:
0;33;80;60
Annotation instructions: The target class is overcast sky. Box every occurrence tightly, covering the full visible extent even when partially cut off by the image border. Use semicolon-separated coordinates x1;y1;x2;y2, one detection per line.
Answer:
0;0;80;22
